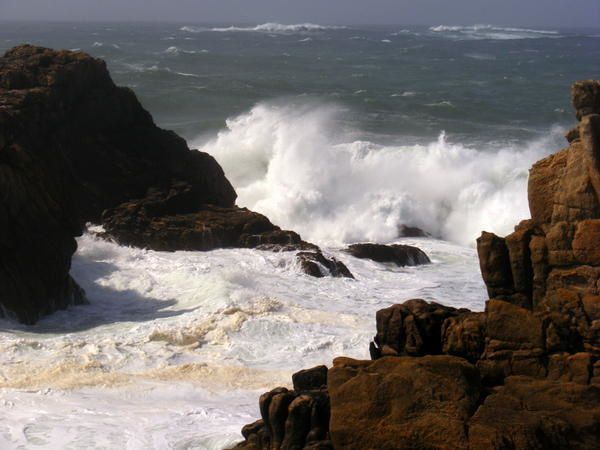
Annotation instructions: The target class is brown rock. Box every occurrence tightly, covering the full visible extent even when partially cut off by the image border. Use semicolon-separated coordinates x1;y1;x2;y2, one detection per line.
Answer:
572;80;600;119
328;355;481;450
528;148;568;225
370;299;464;358
442;312;486;362
468;376;600;450
477;232;515;298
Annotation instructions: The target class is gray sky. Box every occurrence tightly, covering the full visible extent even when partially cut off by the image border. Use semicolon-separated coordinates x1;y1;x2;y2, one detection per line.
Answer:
1;0;599;28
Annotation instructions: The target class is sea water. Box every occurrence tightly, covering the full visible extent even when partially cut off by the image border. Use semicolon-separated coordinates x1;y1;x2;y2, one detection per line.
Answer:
0;21;599;449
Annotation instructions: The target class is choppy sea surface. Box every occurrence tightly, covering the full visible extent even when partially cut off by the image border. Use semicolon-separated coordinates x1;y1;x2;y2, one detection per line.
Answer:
0;21;599;449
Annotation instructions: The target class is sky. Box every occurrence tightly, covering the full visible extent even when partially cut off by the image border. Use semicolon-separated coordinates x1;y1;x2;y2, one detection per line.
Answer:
0;0;599;28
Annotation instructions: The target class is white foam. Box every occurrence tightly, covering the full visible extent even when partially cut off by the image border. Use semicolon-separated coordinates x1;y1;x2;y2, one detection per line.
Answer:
196;100;561;247
429;24;561;40
0;229;485;448
181;23;345;34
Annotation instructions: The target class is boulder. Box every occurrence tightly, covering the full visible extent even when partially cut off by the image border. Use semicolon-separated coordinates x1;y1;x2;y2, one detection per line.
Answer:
345;243;430;267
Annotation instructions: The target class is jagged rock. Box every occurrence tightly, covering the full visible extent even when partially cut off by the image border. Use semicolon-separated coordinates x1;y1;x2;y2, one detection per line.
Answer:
229;367;331;450
442;311;486;363
369;299;465;358
101;182;307;252
572;80;600;120
345;243;430;267
328;355;482;450
296;252;354;279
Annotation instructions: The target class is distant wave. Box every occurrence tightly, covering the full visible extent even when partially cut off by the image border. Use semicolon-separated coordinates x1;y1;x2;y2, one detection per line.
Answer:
163;46;209;55
429;24;560;40
181;23;345;34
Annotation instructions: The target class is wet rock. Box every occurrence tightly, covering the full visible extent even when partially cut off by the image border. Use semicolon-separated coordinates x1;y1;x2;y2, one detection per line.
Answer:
345;243;430;266
296;252;354;279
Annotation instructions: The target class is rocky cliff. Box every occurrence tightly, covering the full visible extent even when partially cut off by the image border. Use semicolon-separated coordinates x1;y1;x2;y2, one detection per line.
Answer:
230;82;600;450
0;45;346;324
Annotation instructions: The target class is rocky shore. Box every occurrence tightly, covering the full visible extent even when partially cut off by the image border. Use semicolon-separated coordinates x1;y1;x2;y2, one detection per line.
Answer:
2;44;598;449
229;81;600;449
0;45;360;323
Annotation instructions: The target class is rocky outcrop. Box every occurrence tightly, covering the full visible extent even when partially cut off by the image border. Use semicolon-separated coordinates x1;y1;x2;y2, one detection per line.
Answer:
295;252;354;279
230;365;332;450
231;81;600;449
0;45;346;323
345;243;430;267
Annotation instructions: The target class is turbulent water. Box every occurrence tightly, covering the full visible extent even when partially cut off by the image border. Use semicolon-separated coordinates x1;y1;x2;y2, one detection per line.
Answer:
0;21;599;449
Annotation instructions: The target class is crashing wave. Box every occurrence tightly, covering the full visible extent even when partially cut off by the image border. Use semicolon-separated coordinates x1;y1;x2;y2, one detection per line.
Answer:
195;100;563;247
181;23;345;34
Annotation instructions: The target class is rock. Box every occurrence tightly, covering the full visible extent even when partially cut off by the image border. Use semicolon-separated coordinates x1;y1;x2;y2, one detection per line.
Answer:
0;45;317;322
345;243;430;267
232;81;600;450
295;252;354;279
468;376;600;450
572;80;600;119
370;299;465;358
328;355;482;450
292;366;328;393
397;224;429;237
477;232;515;298
228;367;331;450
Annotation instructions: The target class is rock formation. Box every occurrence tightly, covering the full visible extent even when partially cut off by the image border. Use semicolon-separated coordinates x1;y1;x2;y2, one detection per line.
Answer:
0;45;346;323
345;243;431;267
230;81;600;450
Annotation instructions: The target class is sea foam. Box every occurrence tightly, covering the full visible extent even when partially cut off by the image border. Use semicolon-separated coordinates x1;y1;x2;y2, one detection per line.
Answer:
196;100;561;247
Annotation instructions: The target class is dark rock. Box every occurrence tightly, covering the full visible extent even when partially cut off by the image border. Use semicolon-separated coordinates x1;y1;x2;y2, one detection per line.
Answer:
572;80;600;120
292;365;328;393
227;368;331;450
397;224;429;237
296;252;354;279
345;242;430;267
0;45;318;322
370;299;465;358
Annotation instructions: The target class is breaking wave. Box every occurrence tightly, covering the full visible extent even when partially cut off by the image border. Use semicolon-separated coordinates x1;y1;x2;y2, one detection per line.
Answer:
197;100;562;247
181;23;345;34
429;24;561;40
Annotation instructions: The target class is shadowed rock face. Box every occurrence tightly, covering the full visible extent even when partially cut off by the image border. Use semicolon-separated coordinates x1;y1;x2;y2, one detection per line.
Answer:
0;45;341;323
230;81;600;450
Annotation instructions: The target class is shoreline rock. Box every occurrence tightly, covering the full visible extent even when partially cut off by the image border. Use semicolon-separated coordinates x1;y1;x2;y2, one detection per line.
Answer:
0;45;347;323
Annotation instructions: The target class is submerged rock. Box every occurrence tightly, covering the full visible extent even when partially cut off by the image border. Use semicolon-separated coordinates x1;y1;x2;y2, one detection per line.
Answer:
345;243;431;266
296;252;354;279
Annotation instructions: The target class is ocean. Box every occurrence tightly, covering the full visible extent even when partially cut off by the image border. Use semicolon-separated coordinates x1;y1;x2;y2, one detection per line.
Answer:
0;21;598;449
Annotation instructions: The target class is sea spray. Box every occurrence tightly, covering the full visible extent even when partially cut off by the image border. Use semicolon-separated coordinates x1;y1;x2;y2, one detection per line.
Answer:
196;100;562;247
